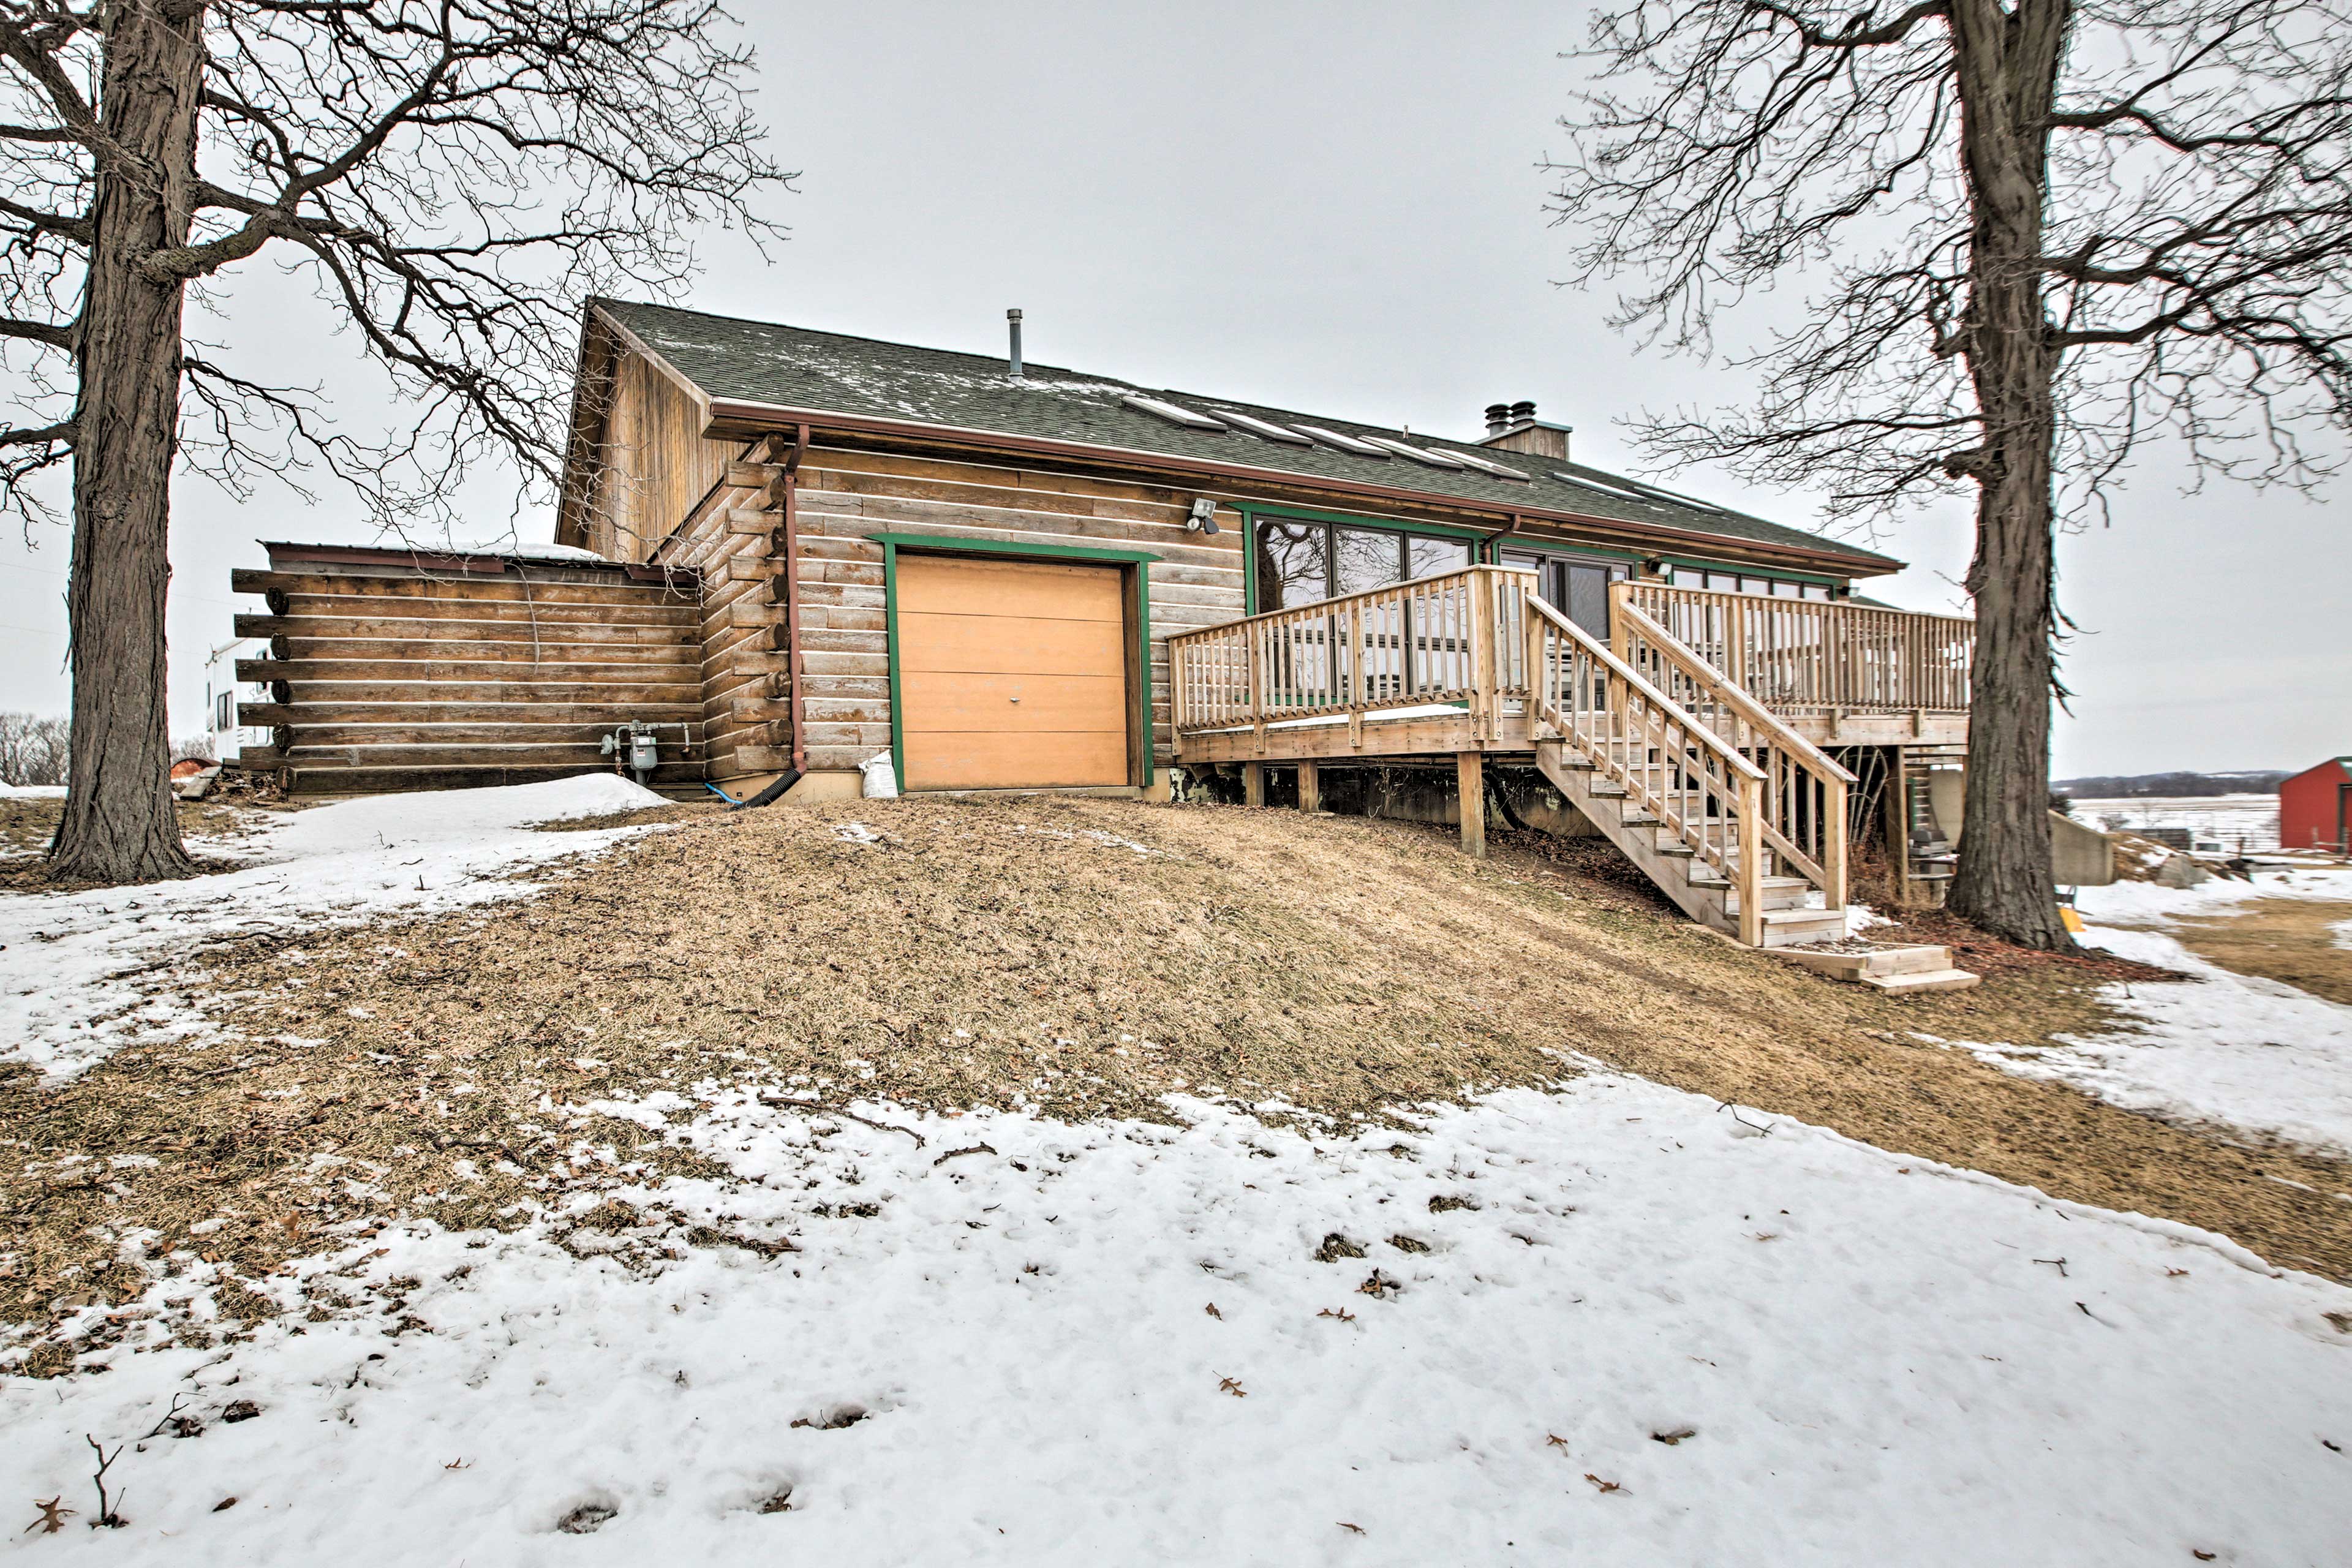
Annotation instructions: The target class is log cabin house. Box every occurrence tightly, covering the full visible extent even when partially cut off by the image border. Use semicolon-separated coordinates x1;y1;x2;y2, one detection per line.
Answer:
232;300;1977;952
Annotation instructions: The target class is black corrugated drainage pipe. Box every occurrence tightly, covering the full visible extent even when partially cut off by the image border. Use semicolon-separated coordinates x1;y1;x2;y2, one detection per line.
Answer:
729;768;802;810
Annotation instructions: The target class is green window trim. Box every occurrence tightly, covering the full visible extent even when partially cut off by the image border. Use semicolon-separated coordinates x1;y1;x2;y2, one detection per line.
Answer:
1237;503;1488;616
1480;529;1848;590
871;532;1161;791
1653;554;1845;590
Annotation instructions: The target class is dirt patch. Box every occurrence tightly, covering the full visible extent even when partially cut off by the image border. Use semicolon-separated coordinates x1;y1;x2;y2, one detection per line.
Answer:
0;794;299;892
7;796;2352;1371
2156;899;2352;1006
531;799;723;833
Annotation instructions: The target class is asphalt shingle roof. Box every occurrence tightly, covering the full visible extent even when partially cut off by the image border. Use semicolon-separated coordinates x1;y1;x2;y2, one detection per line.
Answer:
593;299;1901;574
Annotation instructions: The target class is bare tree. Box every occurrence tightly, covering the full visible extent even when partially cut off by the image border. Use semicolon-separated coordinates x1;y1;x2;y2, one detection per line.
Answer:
1546;1;2352;949
0;710;71;785
1;0;788;881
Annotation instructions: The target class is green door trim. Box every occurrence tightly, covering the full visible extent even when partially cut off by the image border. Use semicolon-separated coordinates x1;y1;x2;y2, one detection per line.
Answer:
872;532;1161;791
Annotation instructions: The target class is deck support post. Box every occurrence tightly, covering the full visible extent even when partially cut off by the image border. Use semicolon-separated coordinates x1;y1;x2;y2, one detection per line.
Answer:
1295;761;1321;815
1242;761;1265;809
1885;745;1914;908
1456;751;1486;858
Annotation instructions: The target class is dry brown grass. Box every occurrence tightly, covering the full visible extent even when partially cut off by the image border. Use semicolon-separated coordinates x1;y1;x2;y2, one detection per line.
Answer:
0;793;297;891
7;794;2352;1373
2158;899;2352;1006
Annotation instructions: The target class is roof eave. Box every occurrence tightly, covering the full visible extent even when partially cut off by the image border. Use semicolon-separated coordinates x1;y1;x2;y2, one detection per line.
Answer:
701;394;1903;576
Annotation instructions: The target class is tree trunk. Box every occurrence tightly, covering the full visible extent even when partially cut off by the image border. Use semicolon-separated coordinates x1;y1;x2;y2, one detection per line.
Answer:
1943;0;2078;952
49;1;207;883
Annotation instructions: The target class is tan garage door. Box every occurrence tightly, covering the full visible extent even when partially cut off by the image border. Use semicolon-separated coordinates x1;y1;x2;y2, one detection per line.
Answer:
895;553;1131;790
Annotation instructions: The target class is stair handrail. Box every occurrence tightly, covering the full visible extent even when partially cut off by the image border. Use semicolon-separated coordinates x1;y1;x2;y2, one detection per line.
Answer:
1525;592;1773;941
1613;598;1853;907
1525;595;1765;783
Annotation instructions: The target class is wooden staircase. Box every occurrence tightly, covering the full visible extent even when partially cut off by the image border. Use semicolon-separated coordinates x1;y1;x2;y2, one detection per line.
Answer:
1534;744;1845;947
1523;593;1977;989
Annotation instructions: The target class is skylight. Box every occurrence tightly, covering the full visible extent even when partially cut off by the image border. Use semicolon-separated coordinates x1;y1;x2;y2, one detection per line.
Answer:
1292;424;1392;457
1614;477;1727;515
1206;408;1313;446
1121;394;1227;431
1450;450;1532;482
1360;436;1466;469
1551;470;1657;503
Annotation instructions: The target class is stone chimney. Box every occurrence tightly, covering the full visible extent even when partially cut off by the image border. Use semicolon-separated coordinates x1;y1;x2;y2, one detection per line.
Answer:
1477;399;1570;462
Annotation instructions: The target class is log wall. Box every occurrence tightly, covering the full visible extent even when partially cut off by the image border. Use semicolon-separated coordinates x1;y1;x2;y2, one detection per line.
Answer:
230;554;707;795
648;443;1253;780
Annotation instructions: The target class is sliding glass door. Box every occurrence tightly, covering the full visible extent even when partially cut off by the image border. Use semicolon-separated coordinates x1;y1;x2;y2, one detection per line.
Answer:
1499;548;1626;643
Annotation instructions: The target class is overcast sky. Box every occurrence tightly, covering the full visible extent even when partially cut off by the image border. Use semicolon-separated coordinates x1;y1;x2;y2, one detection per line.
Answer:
2;0;2340;778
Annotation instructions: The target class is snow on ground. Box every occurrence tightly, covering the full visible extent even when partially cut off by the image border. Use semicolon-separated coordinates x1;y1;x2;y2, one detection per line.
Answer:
1955;931;2352;1159
0;782;66;799
0;775;669;1081
2074;864;2352;927
2070;793;2281;853
4;1074;2347;1566
1937;869;2352;1159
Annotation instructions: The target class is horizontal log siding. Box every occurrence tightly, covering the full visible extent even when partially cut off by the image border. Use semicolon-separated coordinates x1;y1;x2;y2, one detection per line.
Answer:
648;454;777;782
230;561;707;793
776;445;1246;774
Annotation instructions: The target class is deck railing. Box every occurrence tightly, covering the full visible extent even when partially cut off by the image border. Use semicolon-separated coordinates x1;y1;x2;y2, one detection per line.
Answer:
1170;565;1538;736
1616;581;1973;715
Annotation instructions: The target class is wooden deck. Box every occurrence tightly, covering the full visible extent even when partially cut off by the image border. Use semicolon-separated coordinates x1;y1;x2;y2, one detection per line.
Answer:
1168;569;1970;766
1167;568;1973;947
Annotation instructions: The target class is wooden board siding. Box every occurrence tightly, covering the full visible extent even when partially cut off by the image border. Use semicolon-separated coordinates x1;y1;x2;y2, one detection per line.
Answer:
894;555;1129;790
629;442;1248;780
589;412;1868;788
230;559;706;794
784;447;1245;775
583;348;734;564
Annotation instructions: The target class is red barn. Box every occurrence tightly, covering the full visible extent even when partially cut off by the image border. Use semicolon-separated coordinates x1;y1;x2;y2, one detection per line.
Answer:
2279;756;2352;852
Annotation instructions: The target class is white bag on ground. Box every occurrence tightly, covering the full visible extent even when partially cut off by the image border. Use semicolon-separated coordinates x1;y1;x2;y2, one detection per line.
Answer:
860;752;899;799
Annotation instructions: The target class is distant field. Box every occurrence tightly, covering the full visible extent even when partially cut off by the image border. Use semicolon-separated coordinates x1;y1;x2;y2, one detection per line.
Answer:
2069;793;2279;851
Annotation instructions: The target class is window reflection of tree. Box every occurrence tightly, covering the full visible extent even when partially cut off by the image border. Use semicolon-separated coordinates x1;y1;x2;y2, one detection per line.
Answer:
1253;519;1477;707
1254;520;1325;612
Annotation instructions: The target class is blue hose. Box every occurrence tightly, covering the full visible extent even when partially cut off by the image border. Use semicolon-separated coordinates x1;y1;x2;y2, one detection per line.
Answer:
703;781;746;805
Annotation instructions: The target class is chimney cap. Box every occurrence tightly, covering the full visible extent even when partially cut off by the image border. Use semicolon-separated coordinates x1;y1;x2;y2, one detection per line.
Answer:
1509;399;1537;421
1007;307;1022;321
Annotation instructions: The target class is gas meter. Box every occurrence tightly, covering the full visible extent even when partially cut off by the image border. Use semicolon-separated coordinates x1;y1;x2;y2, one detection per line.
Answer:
599;720;682;786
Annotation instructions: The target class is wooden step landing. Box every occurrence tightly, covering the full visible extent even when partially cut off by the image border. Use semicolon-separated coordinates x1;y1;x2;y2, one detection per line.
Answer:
1861;966;1982;995
1756;908;1846;948
1773;943;1981;993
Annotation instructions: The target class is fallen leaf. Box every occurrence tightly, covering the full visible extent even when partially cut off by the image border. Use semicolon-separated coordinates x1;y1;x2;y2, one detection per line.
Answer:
1217;1376;1246;1398
1583;1474;1622;1494
1338;1521;1365;1535
1545;1434;1570;1450
213;1497;237;1513
1205;1303;1222;1320
1317;1307;1356;1323
1651;1427;1697;1446
2192;1552;2216;1561
24;1496;74;1534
